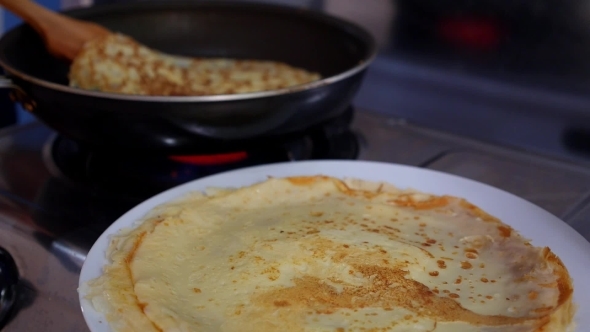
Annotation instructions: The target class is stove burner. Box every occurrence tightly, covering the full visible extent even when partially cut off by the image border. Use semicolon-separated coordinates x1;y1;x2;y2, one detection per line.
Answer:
45;107;359;201
169;152;249;165
0;246;18;329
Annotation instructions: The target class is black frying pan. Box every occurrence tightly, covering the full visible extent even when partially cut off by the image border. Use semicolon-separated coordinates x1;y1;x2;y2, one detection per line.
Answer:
0;1;376;151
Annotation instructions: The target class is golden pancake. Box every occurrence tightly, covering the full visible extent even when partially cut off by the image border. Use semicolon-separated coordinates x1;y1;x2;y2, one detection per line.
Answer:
82;176;575;332
68;33;321;96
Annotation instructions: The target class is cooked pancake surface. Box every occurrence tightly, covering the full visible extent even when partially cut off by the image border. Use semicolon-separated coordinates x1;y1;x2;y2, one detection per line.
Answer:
68;33;321;96
83;176;574;332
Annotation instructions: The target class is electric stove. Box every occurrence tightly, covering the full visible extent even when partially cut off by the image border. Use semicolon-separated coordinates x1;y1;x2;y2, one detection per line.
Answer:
45;107;358;204
1;109;590;331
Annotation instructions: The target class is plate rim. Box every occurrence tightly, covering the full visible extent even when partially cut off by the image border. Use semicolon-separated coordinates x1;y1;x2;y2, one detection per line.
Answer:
78;160;590;332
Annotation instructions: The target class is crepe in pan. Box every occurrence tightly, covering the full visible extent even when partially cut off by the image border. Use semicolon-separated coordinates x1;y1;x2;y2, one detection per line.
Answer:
69;33;321;96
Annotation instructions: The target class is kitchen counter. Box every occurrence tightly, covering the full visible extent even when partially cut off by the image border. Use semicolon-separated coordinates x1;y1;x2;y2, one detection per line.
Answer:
1;109;589;331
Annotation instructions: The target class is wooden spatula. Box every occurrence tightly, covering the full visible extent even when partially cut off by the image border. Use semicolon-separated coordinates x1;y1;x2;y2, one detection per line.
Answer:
0;0;111;61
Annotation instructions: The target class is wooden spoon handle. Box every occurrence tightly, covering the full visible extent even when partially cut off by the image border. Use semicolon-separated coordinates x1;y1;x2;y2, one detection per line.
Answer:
0;0;111;61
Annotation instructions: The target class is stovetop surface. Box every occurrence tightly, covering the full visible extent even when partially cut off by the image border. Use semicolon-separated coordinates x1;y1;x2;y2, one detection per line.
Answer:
1;109;590;331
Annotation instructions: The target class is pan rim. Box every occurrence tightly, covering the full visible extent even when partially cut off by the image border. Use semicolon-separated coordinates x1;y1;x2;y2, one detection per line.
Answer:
0;0;377;103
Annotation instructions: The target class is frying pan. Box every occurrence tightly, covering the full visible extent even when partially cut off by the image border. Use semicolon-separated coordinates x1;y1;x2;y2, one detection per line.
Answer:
0;1;376;151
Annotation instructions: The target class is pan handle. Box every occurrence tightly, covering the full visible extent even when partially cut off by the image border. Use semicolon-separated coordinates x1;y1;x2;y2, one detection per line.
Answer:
0;76;36;112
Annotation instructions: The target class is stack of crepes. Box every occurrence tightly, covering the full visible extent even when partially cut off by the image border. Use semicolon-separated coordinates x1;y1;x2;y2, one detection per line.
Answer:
80;176;575;332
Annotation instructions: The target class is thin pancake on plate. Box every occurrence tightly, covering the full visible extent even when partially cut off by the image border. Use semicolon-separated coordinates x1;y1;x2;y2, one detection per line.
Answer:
80;176;575;332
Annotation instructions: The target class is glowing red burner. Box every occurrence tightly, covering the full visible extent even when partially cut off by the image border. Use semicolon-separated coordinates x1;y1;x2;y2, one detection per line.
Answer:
438;17;503;51
169;151;249;166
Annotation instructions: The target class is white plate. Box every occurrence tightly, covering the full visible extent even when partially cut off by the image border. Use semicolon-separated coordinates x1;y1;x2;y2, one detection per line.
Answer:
79;160;590;332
